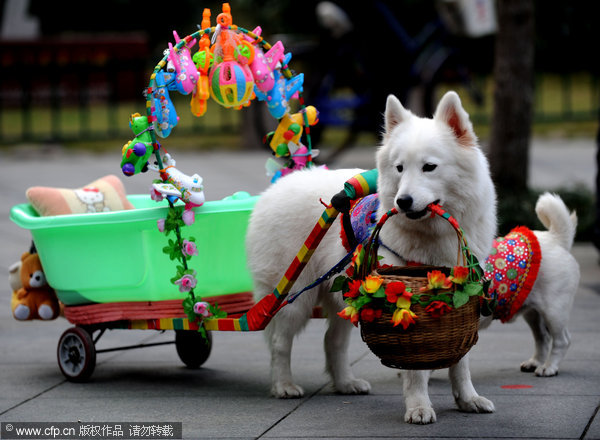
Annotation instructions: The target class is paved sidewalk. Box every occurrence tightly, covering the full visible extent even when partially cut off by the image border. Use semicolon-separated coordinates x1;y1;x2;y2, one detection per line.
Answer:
0;138;598;439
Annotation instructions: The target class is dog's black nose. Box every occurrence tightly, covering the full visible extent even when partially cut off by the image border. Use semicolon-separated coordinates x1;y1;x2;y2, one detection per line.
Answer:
396;195;413;212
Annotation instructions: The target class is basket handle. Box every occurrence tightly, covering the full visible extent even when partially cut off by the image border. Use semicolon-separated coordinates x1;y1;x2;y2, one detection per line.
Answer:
358;204;482;282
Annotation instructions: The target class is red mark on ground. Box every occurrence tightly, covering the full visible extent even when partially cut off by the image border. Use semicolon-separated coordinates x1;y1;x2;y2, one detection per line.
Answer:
501;384;533;389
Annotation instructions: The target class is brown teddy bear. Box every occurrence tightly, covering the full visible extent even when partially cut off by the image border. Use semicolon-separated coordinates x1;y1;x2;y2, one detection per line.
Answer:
11;252;60;320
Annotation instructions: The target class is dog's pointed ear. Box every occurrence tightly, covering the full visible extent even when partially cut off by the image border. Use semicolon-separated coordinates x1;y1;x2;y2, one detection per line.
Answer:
434;91;476;147
384;95;411;138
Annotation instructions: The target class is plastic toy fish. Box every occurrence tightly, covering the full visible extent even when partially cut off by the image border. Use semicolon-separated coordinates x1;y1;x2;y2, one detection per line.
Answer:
120;113;157;176
244;26;285;93
150;154;205;209
266;105;319;157
167;30;199;95
254;52;304;119
151;70;179;137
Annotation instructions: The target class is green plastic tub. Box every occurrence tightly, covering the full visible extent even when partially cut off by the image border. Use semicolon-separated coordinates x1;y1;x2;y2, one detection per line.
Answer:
10;192;258;306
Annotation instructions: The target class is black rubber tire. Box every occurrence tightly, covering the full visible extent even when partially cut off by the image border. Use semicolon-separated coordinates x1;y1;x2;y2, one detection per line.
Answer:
57;327;96;382
175;329;212;369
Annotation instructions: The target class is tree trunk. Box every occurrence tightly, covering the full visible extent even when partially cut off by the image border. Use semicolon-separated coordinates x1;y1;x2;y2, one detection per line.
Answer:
489;0;535;194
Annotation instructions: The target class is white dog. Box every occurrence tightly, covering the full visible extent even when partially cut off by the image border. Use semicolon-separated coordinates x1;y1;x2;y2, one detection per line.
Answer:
480;193;580;377
246;91;496;423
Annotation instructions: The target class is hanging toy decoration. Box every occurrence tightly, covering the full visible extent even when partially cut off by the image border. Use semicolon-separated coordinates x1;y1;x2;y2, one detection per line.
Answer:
253;52;304;119
151;70;179;137
121;113;158;176
208;5;255;109
167;31;199;95
191;9;213;117
266;105;319;157
119;2;322;333
149;153;205;212
243;27;285;93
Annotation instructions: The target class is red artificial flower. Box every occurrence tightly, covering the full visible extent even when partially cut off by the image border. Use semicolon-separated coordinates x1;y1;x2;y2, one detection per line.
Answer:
344;279;362;298
385;281;406;303
425;300;452;318
450;266;469;285
360;308;383;323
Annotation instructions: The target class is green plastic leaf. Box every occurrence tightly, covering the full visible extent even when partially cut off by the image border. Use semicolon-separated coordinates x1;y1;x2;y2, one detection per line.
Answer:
352;295;373;310
453;290;470;308
331;276;347;292
208;303;227;319
182;296;196;322
464;283;483;297
372;286;386;298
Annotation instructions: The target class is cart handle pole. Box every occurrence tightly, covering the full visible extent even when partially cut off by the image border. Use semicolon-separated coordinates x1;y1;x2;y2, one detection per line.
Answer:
204;203;340;331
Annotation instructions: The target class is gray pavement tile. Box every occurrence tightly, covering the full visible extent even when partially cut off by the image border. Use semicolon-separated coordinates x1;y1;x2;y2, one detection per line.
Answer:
586;407;600;440
262;393;596;439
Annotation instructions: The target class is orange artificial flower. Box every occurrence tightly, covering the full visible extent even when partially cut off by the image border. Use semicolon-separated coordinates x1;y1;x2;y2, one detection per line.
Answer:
391;308;418;329
421;270;452;291
363;275;384;294
337;306;359;327
450;266;469;285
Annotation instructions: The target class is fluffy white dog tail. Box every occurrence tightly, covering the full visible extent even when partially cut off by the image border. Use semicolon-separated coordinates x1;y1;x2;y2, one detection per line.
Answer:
535;192;577;250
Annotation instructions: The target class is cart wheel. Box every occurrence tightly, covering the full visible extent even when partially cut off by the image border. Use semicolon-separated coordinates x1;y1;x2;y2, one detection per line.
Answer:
57;327;96;382
175;330;212;369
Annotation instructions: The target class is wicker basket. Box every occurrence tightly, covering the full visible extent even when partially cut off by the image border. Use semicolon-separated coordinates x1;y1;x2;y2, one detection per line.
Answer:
356;206;481;370
360;266;480;370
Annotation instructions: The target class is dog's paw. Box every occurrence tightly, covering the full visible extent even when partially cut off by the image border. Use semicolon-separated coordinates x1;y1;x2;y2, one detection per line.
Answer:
535;365;558;377
520;359;541;372
404;406;437;424
336;378;371;395
456;395;495;413
271;382;304;399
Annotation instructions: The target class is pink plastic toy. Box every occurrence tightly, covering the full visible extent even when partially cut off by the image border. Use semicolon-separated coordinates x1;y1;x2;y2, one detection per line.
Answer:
168;30;199;95
245;27;285;93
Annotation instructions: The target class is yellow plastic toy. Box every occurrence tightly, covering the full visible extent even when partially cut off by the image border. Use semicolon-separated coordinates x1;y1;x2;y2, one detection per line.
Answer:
267;105;319;157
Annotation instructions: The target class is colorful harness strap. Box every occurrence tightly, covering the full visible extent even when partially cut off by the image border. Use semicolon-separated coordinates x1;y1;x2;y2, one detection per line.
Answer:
484;226;541;322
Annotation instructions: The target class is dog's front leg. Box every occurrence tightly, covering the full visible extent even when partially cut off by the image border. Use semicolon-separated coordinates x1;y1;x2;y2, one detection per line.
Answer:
324;315;371;395
449;355;495;413
401;370;436;424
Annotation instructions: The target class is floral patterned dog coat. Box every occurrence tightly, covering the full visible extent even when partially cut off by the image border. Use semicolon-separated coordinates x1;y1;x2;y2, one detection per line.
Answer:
483;226;541;322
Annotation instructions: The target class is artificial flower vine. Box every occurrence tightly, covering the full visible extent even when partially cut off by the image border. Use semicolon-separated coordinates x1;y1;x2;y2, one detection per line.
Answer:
154;193;226;337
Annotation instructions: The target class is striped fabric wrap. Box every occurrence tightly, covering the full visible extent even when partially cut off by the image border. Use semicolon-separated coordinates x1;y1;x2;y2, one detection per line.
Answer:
343;169;378;199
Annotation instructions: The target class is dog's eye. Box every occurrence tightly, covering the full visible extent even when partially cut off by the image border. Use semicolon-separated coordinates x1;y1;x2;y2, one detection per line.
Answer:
396;164;403;173
422;163;437;172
